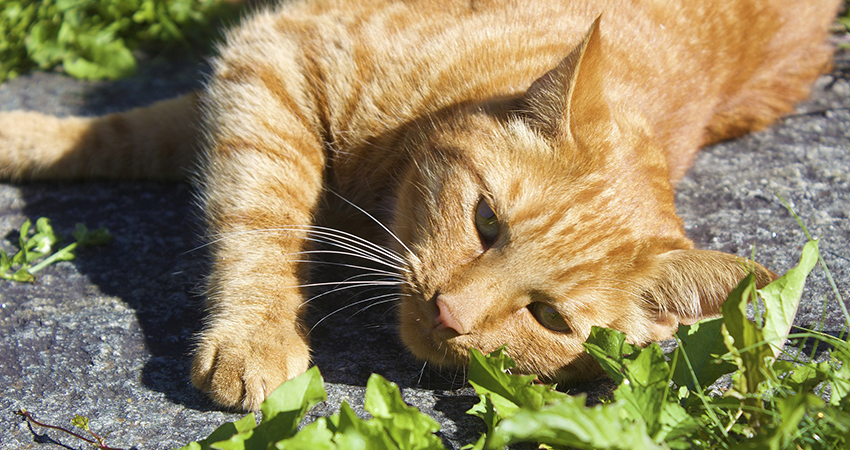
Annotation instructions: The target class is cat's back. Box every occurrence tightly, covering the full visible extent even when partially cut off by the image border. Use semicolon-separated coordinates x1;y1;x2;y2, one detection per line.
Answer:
208;0;596;144
215;0;838;162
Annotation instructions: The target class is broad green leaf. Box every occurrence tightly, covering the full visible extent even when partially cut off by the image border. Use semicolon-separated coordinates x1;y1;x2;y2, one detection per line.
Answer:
363;374;442;449
330;401;396;449
212;366;326;450
585;327;671;438
487;396;663;450
672;318;736;390
655;401;701;449
466;394;498;435
771;360;829;394
10;267;35;283
25;21;65;68
759;240;819;356
721;274;774;397
830;348;850;406
177;413;257;450
467;347;565;420
583;326;635;385
261;365;326;433
274;419;335;450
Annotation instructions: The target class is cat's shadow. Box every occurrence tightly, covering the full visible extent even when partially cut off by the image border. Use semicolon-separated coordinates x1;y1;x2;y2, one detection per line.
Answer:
17;180;219;410
13;178;495;422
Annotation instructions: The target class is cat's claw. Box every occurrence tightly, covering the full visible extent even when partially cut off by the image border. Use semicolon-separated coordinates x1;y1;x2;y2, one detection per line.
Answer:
190;325;310;411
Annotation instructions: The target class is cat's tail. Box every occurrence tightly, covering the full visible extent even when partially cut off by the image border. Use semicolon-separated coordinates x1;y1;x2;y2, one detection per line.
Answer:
0;93;201;181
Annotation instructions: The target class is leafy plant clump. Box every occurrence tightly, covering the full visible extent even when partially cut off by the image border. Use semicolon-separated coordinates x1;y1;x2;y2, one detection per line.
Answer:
175;237;849;450
1;217;112;282
0;0;241;82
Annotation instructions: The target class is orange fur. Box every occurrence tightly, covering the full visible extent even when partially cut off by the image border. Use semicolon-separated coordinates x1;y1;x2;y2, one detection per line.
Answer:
0;0;839;410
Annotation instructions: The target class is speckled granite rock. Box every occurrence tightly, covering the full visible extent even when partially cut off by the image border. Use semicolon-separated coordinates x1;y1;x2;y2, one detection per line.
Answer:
0;45;847;450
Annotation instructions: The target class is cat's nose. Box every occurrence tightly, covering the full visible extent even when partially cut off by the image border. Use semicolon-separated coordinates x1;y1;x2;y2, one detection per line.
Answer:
434;296;467;335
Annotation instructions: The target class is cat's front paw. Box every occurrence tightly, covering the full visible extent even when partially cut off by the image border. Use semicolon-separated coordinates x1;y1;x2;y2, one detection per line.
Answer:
190;322;310;411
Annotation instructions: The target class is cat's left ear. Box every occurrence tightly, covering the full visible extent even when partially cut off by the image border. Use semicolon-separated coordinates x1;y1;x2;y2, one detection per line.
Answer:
520;15;610;144
643;249;778;337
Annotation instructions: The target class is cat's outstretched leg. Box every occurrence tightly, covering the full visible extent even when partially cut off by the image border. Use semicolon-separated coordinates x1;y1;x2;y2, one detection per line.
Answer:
189;39;328;410
0;95;199;181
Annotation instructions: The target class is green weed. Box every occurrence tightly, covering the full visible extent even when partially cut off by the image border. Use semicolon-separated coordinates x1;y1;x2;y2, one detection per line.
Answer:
1;217;112;282
0;0;240;81
170;236;849;450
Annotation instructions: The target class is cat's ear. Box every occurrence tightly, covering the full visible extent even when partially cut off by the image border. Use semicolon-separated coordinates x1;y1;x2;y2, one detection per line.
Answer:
643;249;778;337
520;16;609;143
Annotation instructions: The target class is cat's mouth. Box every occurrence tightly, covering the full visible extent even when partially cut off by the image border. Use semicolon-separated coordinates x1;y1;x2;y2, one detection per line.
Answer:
397;295;473;367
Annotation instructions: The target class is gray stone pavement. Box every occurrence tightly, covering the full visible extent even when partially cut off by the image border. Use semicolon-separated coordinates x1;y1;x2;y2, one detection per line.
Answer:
0;46;848;449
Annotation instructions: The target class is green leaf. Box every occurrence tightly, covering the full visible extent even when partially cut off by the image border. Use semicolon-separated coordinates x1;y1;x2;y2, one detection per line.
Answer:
830;347;850;406
656;401;702;449
30;217;60;257
261;366;326;434
274;418;335;450
212;366;327;449
0;249;11;272
487;395;663;450
329;401;397;449
63;30;136;80
12;218;32;266
364;374;443;449
9;267;35;283
775;392;823;440
466;394;498;435
583;326;634;385
467;347;565;420
176;413;257;450
759;240;819;356
771;360;829;395
584;327;672;438
71;414;90;431
721;274;774;398
73;223;113;246
672;318;736;390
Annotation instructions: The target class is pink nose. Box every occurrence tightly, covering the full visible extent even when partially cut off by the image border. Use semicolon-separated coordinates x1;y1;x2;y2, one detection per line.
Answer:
434;296;466;335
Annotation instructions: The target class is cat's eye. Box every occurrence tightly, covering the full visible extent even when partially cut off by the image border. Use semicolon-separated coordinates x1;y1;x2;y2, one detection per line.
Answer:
474;197;500;248
529;302;571;333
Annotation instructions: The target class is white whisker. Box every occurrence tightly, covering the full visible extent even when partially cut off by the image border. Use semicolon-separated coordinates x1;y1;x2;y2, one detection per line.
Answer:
287;258;407;280
309;292;400;332
289;249;408;273
291;279;401;291
327;189;421;264
300;279;400;307
191;224;410;272
294;224;408;265
351;297;398;316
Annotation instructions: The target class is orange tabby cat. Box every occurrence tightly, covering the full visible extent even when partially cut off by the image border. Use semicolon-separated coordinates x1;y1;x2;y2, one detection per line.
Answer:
0;0;839;411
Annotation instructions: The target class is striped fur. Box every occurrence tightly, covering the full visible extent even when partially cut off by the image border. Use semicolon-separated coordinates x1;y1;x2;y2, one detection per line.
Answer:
0;0;839;410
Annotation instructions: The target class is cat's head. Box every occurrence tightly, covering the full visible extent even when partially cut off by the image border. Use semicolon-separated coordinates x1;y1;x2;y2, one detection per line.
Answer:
391;19;775;384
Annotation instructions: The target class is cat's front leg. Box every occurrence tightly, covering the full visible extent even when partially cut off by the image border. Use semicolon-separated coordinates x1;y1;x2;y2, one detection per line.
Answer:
189;78;328;411
191;156;326;410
